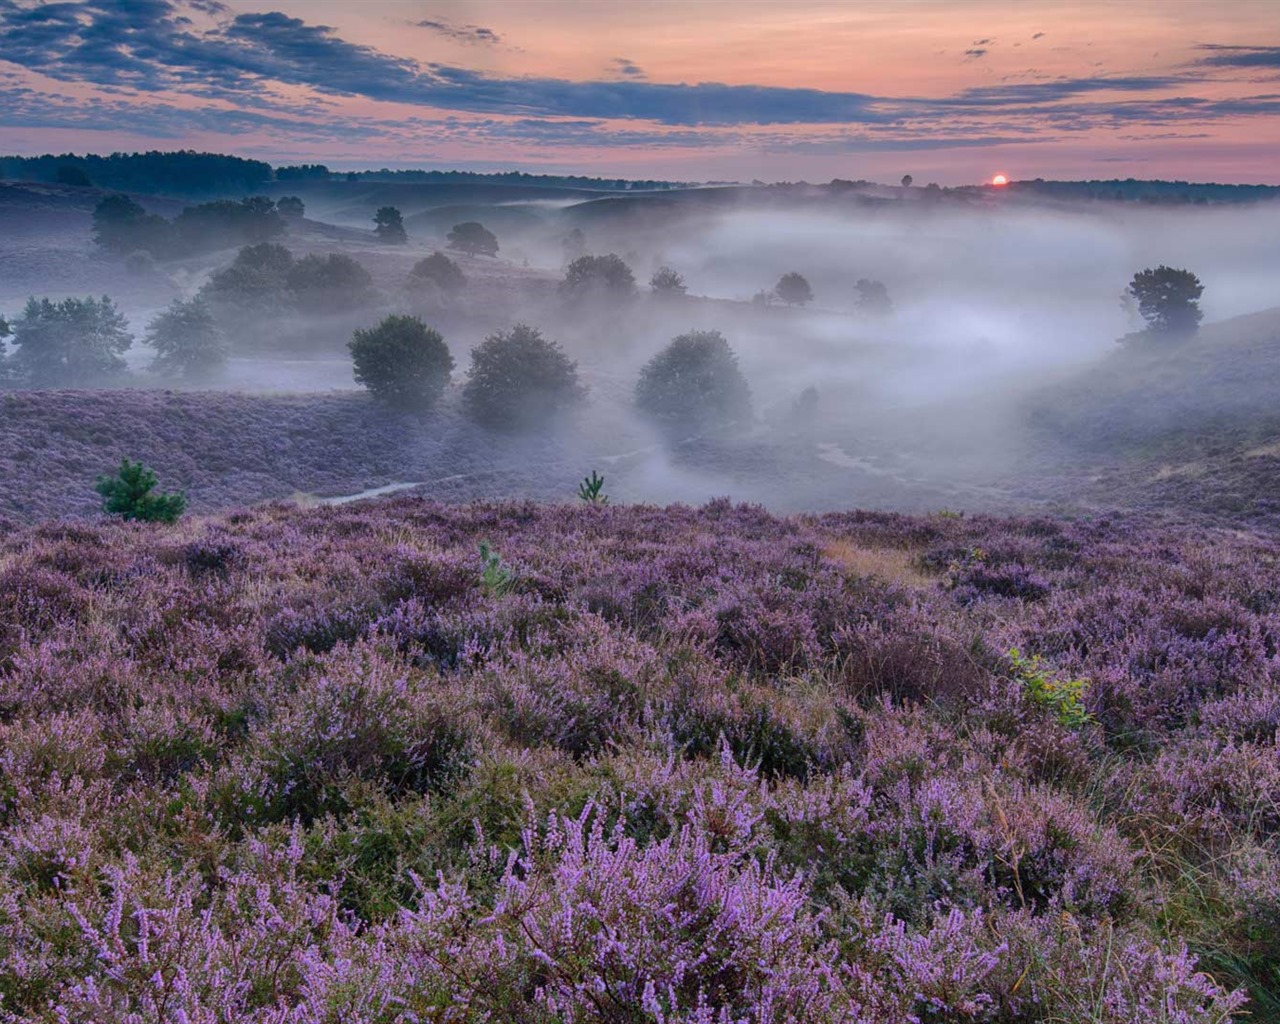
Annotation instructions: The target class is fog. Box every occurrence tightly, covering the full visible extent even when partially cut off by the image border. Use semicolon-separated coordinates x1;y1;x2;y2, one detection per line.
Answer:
7;180;1280;514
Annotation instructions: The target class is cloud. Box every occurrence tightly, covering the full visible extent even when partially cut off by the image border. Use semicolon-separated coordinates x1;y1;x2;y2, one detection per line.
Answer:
965;49;988;59
1032;32;1045;40
611;57;646;79
415;19;500;45
1197;44;1280;68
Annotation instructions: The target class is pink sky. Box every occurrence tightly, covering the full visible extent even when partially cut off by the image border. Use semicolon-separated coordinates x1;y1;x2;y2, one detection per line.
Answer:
2;0;1278;183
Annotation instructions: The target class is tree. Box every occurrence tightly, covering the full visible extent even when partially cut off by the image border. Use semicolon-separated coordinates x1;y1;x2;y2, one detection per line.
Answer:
634;329;752;432
350;315;454;410
462;323;586;430
408;252;466;293
200;242;295;311
374;206;407;244
10;295;133;386
774;272;813;307
1127;265;1204;336
650;266;687;297
560;254;636;301
277;196;305;219
562;228;586;263
901;174;913;188
92;194;171;255
854;278;893;315
146;297;227;378
446;221;499;257
56;164;93;187
95;459;186;523
287;253;377;313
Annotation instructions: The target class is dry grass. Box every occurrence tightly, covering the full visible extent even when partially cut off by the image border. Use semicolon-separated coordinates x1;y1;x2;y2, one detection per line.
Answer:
821;538;934;588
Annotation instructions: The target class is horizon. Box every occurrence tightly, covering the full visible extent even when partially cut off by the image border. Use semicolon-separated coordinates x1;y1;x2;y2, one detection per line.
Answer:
1;0;1279;185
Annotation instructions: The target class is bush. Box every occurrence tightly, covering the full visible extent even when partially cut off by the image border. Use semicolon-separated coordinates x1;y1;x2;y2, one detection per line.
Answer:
146;297;228;379
374;206;407;244
775;272;813;306
200;242;295;311
462;323;586;430
9;295;133;386
650;265;687;296
276;195;305;219
95;459;187;523
408;252;465;293
92;194;172;255
446;221;498;257
349;315;454;410
635;329;752;432
287;253;377;313
560;253;636;301
855;278;892;314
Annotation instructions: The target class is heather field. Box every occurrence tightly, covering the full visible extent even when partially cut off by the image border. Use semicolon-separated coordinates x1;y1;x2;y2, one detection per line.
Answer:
0;496;1276;1021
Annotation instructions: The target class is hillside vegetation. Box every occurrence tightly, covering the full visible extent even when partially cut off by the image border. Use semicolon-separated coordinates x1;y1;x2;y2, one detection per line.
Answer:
0;497;1275;1020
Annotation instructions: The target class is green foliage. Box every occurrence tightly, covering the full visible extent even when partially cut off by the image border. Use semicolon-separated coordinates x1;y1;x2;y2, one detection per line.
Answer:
146;297;227;379
276;196;305;219
94;459;187;523
578;471;609;506
855;278;893;315
1128;266;1204;336
92;194;172;255
462;323;586;430
55;164;93;187
478;541;514;596
446;221;499;257
775;272;813;306
1008;648;1092;728
349;315;454;410
650;266;687;296
560;253;636;301
201;242;296;311
10;295;133;386
408;252;466;293
286;253;377;313
373;206;407;244
634;329;752;432
0;315;9;339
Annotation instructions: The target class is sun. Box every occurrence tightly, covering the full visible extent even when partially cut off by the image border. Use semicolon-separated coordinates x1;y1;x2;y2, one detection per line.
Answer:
992;173;1009;186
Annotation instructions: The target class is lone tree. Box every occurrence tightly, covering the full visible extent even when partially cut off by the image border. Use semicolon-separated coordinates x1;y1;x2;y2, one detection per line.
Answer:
650;266;687;297
901;174;913;188
350;314;454;410
95;459;187;523
854;278;893;315
447;221;499;257
462;323;586;430
146;297;227;379
287;253;377;313
1128;265;1204;336
635;329;752;433
774;272;813;307
277;196;305;219
408;252;466;294
10;295;133;386
560;254;636;301
374;206;408;244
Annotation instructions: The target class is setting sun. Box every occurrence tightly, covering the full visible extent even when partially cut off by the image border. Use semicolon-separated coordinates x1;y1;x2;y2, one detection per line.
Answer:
992;174;1009;186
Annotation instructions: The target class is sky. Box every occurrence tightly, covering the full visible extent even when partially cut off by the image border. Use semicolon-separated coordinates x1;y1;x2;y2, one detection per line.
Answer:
1;0;1279;184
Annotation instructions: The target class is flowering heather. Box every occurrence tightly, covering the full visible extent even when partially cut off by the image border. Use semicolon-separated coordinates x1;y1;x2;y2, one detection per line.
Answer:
0;497;1275;1020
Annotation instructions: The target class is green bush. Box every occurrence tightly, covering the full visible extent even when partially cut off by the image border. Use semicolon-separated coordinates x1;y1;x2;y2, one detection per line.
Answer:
374;206;407;244
95;459;187;523
560;254;636;301
350;315;454;410
408;252;465;293
446;221;498;257
462;323;586;430
9;295;133;386
146;297;228;379
635;329;752;432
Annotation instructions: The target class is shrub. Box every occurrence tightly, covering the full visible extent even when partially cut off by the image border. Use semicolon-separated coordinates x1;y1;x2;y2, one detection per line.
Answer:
560;253;636;301
578;470;608;506
200;242;295;311
92;194;172;254
95;459;187;523
146;297;228;379
446;221;498;257
462;323;586;429
408;252;465;293
649;265;687;296
349;315;454;410
775;272;814;306
855;278;892;314
276;195;305;219
373;205;407;244
287;253;377;313
1008;648;1092;728
635;329;752;432
9;295;133;386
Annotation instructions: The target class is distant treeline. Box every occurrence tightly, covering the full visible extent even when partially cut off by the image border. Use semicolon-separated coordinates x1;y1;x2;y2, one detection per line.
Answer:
280;166;688;191
0;150;272;196
1002;177;1280;204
